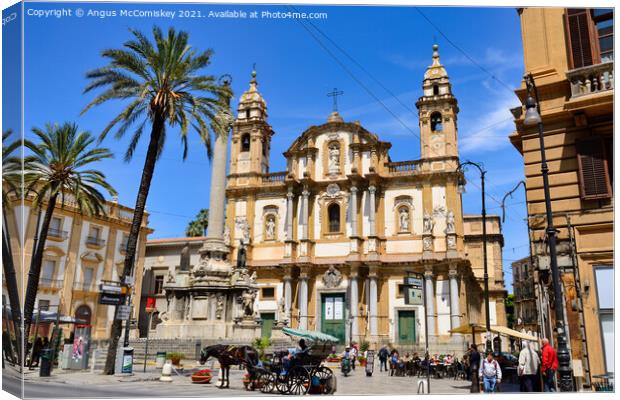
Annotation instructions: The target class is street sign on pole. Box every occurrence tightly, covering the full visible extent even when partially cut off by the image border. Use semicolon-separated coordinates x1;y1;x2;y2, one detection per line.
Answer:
404;276;423;288
99;293;124;306
116;305;131;321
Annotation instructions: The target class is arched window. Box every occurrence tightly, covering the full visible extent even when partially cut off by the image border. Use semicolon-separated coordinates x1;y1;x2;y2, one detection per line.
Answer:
430;112;443;132
433;84;439;95
241;133;251;152
75;304;92;326
328;203;340;233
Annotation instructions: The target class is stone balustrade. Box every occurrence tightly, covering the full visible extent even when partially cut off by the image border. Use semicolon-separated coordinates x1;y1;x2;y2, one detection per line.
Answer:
385;160;419;174
262;171;287;183
566;61;614;98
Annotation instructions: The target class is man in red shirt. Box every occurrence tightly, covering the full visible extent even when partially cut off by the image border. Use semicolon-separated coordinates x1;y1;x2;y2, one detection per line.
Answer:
541;338;559;392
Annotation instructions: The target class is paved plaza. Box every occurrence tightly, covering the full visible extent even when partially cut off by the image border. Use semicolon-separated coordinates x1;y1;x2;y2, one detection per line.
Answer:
3;362;519;398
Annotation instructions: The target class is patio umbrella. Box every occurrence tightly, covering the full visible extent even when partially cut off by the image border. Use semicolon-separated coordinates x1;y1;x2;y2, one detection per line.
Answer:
448;323;487;345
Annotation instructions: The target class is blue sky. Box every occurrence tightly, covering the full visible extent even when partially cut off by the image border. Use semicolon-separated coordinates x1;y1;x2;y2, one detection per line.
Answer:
18;2;528;289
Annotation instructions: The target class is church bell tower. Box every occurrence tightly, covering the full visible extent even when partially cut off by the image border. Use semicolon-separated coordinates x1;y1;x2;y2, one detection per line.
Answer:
416;44;459;160
231;68;274;177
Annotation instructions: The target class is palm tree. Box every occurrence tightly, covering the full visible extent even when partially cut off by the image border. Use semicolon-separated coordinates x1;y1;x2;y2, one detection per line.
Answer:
2;129;24;363
22;123;116;343
186;208;209;237
82;26;232;374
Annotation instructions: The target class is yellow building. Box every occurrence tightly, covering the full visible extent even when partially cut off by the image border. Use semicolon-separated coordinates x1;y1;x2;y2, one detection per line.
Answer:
511;7;613;383
3;191;152;340
222;45;507;352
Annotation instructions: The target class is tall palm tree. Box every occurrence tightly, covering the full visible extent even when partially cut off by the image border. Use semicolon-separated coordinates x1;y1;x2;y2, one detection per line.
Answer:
22;123;116;342
186;208;209;237
2;129;24;363
82;26;232;374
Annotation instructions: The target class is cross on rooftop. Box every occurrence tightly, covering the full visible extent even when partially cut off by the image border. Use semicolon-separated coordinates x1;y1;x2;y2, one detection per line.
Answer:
327;88;344;112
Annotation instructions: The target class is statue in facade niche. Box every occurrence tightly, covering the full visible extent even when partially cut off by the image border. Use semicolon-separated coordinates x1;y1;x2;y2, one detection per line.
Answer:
446;210;455;234
328;143;340;173
399;207;410;231
266;215;276;240
423;211;434;234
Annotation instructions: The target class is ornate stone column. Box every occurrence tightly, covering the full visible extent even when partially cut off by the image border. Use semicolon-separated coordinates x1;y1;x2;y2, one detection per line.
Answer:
349;267;359;338
298;270;309;329
206;127;229;242
301;189;310;240
350;186;358;237
424;266;436;337
286;188;294;241
449;264;461;331
283;272;292;322
368;267;378;337
368;186;376;236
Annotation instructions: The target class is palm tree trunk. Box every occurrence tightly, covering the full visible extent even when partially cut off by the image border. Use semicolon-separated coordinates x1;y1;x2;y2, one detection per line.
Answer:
2;207;23;365
23;192;58;351
103;115;164;375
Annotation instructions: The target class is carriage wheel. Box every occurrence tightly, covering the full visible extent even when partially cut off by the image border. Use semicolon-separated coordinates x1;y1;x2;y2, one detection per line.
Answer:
275;373;289;394
314;366;334;394
257;371;275;394
288;366;310;395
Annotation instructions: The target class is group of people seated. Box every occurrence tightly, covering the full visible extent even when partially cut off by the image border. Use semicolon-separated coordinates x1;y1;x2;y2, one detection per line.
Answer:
377;346;461;378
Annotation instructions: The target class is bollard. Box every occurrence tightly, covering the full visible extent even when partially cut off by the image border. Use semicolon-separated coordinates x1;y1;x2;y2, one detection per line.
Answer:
160;361;173;382
90;349;98;373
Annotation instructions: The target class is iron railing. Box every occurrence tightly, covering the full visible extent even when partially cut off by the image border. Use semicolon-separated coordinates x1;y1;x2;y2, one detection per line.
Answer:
47;228;68;239
86;236;106;247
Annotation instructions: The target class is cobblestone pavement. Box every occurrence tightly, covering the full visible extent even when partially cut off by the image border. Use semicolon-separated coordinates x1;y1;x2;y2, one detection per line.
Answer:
3;363;519;398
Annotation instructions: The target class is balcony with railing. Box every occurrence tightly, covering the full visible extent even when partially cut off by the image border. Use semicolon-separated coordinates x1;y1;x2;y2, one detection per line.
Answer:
73;281;96;292
566;61;614;99
40;278;64;289
119;241;128;254
86;236;106;248
385;160;419;175
262;171;287;184
47;228;68;240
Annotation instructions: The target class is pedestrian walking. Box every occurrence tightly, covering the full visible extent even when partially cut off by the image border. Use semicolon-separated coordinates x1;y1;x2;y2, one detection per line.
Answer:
479;351;502;393
31;337;43;367
378;345;389;372
541;338;558;392
469;344;481;393
518;342;541;392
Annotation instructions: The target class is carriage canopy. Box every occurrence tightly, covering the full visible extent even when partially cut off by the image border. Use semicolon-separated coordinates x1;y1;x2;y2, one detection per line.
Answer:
282;327;339;343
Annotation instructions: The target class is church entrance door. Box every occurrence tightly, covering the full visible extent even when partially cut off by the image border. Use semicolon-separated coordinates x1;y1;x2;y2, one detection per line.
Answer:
321;293;346;344
261;312;275;338
398;310;416;344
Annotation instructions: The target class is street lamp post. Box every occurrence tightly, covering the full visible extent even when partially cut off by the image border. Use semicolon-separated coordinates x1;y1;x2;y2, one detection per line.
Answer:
457;161;492;353
522;73;573;392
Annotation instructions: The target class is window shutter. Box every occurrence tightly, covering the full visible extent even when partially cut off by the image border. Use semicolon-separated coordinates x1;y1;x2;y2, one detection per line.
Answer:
566;9;594;68
577;138;611;200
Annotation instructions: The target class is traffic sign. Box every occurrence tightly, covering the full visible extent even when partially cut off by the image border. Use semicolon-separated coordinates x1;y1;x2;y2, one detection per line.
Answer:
404;276;423;288
99;293;124;305
116;305;131;320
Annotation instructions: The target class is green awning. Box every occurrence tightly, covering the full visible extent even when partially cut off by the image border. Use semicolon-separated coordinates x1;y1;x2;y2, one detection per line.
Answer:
282;327;340;343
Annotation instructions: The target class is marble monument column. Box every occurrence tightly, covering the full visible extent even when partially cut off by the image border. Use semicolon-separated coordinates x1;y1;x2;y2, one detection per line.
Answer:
349;267;359;338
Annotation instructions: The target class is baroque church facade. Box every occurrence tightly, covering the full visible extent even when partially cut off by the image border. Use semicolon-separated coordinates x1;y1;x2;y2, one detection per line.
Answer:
221;45;507;349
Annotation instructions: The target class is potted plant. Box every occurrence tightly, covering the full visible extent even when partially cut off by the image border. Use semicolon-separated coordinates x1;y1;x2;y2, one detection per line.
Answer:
358;355;367;367
167;352;185;366
191;368;212;384
326;353;340;362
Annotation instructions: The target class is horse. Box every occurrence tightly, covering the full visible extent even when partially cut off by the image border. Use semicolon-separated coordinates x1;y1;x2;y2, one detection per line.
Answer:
199;344;259;389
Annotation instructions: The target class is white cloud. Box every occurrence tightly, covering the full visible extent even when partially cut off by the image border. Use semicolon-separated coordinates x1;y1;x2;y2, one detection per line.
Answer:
459;92;520;154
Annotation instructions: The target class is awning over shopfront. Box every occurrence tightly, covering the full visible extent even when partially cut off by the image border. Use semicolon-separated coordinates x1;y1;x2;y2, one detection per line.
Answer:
449;323;539;342
2;307;86;325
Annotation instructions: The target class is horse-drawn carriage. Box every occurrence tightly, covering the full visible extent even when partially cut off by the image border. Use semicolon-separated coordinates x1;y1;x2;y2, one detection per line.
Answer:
247;328;338;395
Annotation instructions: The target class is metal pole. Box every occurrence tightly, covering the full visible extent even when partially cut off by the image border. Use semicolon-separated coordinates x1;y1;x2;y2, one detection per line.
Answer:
123;292;132;347
480;171;492;353
527;74;573;391
420;272;430;394
28;309;41;369
143;312;151;373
